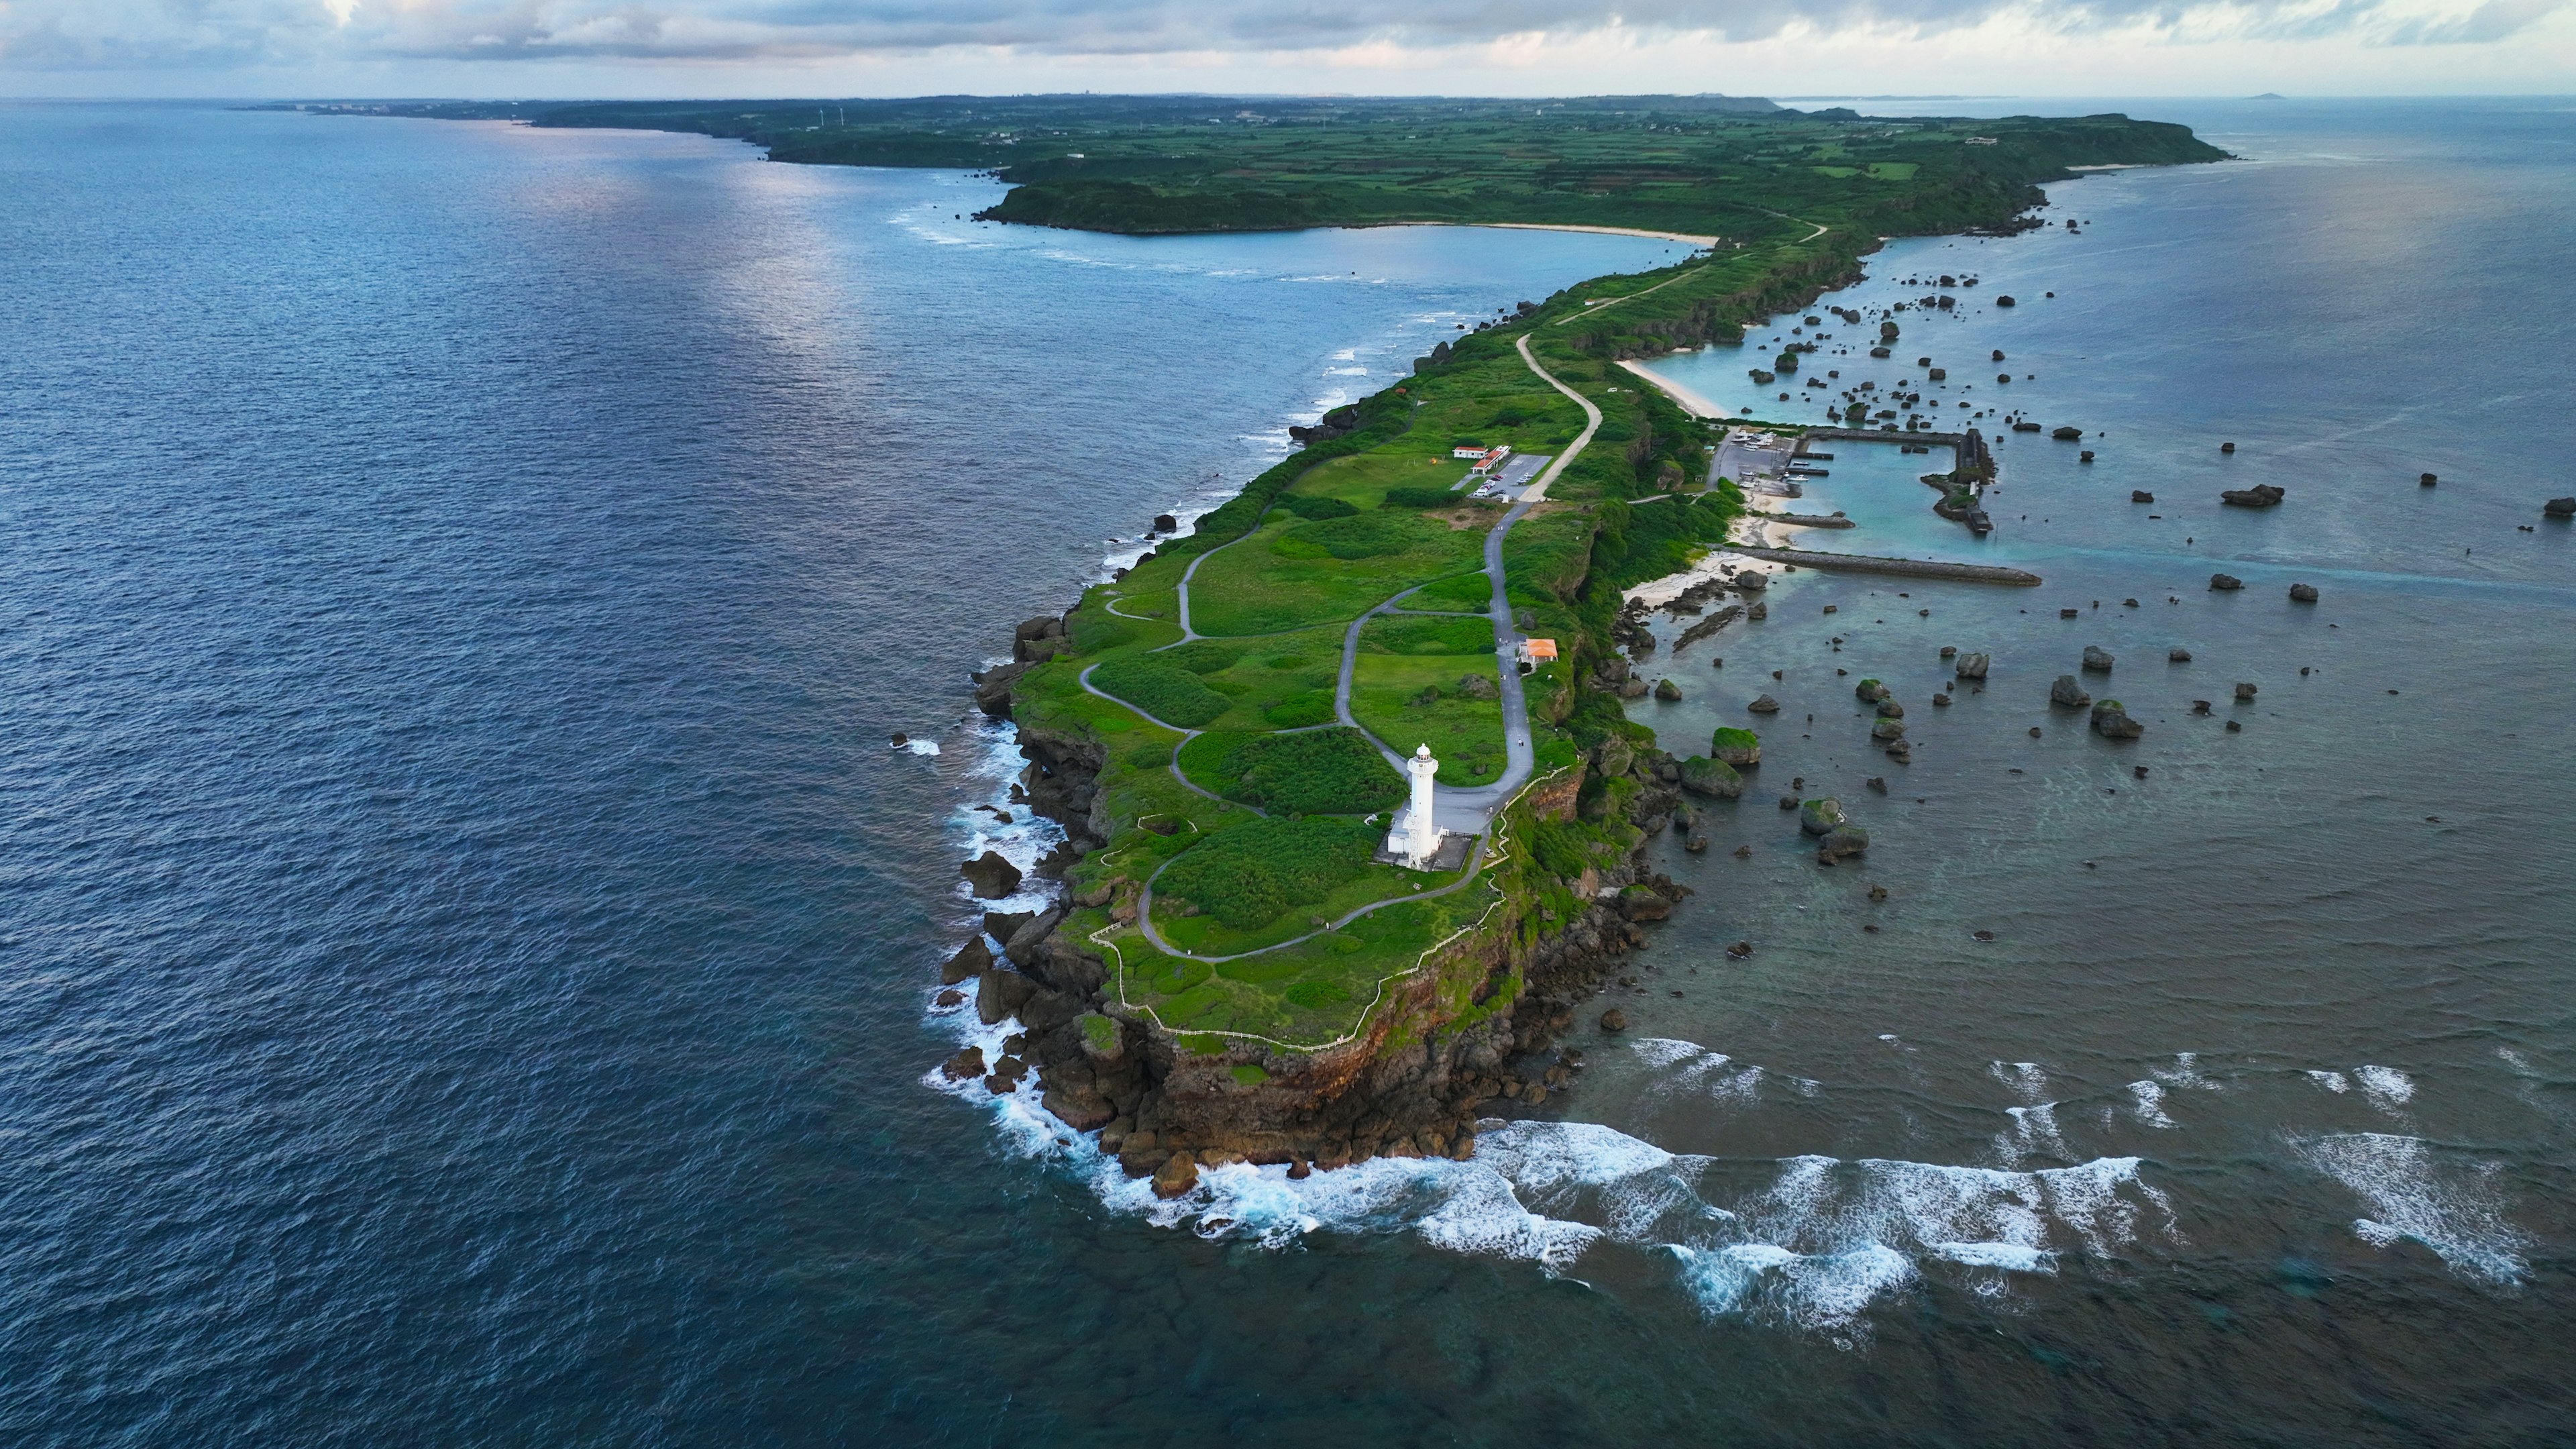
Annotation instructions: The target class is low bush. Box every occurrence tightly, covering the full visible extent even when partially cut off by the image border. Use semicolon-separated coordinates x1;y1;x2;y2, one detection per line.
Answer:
1383;485;1464;508
1223;727;1405;815
1090;654;1231;728
1279;493;1359;521
1157;816;1380;930
1263;691;1337;727
1364;614;1495;655
1163;641;1244;674
1285;511;1434;560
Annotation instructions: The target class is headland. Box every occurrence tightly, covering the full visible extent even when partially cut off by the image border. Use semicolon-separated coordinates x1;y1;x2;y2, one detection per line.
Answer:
307;93;2228;1193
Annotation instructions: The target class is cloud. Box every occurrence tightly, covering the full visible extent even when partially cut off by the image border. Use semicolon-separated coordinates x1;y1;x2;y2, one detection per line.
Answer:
1;0;2565;68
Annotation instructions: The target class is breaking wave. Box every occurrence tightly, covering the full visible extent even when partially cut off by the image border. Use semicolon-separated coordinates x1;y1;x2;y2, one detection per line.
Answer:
2296;1132;2530;1287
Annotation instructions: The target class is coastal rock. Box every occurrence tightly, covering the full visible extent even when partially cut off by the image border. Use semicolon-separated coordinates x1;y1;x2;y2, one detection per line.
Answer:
1819;826;1870;861
2209;573;2243;592
1933;692;1951;706
2235;682;2259;701
1599;1009;1629;1033
1748;694;1781;714
961;851;1023;899
2546;497;2576;519
942;936;994;985
1866;776;1888;794
983;909;1034;943
2050;675;2092;709
1682;828;1710;853
1870;717;1907;741
975;967;1037;1026
1152;1152;1200;1200
1617;677;1651;699
1875;698;1904;719
1799;798;1846;837
2220;484;2286;508
973;660;1027;718
2082;645;2115;672
2192;700;2212;714
1748;602;1768;621
2289;582;2320;602
2132;490;2155;503
2051;426;2082;441
1617;886;1673;922
1042;1084;1116;1132
1678;756;1746;800
1709;727;1762;767
2169;648;2193;662
1655;678;1683;702
2420;473;2438;486
1153;513;1179;533
1075;1012;1126;1065
1734;571;1770;592
940;1046;987;1083
1955;652;1991;680
2090;701;2145;739
1854;678;1890;703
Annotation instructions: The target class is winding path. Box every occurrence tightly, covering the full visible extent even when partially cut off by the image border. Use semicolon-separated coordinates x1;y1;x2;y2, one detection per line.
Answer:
1089;331;1606;965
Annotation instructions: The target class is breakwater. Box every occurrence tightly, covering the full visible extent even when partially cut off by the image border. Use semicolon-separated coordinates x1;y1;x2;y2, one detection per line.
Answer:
1727;545;2041;585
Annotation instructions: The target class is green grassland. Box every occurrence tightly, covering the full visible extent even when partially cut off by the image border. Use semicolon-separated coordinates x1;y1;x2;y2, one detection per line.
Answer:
359;93;2229;1048
1350;654;1507;786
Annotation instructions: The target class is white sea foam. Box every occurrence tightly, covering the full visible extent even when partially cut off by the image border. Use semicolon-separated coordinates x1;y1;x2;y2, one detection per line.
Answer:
1631;1037;1789;1110
2128;1080;2178;1128
1996;1103;2071;1165
2355;1065;2415;1114
2307;1069;2351;1093
2151;1052;2220;1091
2296;1132;2529;1286
902;739;941;757
1990;1061;2048;1099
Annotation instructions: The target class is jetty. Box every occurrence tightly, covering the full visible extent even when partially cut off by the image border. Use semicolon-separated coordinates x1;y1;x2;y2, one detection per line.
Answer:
1728;545;2041;586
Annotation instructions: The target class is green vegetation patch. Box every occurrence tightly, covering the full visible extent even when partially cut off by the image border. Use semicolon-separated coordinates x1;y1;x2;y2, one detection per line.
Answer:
1362;613;1496;656
1351;653;1507;786
1190;516;1483;635
1220;728;1405;815
1155;816;1381;931
1281;511;1439;560
1263;692;1336;727
1279;493;1359;521
1089;653;1232;728
1382;485;1466;508
1413;572;1495;608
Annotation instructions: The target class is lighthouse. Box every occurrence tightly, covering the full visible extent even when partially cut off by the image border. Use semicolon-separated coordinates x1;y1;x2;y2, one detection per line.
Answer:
1394;743;1441;867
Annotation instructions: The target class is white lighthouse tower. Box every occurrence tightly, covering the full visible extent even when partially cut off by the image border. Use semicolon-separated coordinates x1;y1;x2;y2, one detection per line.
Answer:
1392;743;1442;867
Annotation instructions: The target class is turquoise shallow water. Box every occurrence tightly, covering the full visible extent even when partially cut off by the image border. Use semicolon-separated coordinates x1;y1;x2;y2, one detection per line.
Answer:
1;98;2571;1446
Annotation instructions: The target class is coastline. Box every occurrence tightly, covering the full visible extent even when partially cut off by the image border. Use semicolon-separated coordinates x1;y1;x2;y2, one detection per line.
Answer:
934;119;2229;1197
1381;221;1726;248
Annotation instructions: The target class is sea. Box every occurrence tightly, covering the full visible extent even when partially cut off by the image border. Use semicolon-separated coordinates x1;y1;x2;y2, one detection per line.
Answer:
0;97;2567;1446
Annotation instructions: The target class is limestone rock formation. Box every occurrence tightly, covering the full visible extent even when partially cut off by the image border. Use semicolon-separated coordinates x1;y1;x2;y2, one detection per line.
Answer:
2050;675;2092;708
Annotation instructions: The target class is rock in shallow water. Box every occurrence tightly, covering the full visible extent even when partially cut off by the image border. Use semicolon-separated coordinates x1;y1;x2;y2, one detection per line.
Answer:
1799;798;1847;836
1955;652;1990;680
961;851;1023;899
2082;645;2115;672
2090;701;2145;739
2289;582;2319;602
2209;573;2243;592
1748;694;1781;713
2050;674;2092;708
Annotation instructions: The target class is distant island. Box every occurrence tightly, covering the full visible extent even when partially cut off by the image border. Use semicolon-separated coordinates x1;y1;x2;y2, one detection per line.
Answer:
290;94;2226;1193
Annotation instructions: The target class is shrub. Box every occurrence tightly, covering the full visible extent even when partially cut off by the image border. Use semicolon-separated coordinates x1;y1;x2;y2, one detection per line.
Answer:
1383;485;1464;508
1156;816;1380;930
1163;641;1244;674
1279;493;1359;521
1414;572;1494;607
1285;980;1352;1008
1263;692;1337;727
1222;728;1405;814
1526;818;1590;879
1090;654;1232;727
1285;511;1432;560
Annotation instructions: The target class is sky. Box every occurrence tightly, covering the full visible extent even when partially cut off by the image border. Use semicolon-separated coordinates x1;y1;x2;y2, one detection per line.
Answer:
2;0;2571;98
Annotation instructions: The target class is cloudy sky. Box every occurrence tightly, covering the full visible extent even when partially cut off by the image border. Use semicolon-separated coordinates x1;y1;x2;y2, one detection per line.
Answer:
3;0;2570;97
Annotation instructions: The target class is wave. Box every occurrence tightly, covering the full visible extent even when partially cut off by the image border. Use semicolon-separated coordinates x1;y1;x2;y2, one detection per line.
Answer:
970;1109;2174;1342
2355;1065;2415;1115
2295;1132;2528;1287
1629;1036;1803;1110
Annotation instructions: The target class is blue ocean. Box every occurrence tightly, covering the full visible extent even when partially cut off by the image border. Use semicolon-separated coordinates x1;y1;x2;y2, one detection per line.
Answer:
1;97;2567;1445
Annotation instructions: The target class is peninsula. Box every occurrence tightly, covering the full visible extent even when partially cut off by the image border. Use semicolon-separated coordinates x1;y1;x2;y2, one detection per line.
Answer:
319;94;2226;1191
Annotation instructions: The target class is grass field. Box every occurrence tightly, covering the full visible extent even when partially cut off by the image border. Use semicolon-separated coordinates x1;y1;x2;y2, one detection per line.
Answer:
1187;515;1484;635
1350;653;1508;786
